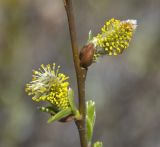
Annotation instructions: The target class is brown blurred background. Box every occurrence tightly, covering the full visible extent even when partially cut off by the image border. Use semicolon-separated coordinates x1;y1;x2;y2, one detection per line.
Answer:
0;0;160;147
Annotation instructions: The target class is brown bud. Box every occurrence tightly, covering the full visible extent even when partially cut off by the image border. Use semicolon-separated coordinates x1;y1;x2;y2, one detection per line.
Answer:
79;43;95;68
59;114;75;123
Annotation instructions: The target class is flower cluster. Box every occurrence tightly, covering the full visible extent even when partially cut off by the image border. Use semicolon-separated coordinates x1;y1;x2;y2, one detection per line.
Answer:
89;18;137;61
25;63;70;111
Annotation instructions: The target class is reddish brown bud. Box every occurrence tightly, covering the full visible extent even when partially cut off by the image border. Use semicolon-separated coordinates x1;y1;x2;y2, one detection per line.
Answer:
79;43;95;68
59;114;75;123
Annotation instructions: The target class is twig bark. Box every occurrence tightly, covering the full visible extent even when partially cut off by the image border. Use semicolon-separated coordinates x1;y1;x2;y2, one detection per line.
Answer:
63;0;87;147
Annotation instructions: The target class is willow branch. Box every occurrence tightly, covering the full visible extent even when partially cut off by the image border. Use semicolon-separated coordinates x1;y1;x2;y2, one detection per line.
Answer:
63;0;87;147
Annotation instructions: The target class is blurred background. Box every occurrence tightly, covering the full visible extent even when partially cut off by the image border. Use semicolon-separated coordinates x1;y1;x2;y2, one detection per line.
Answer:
0;0;160;147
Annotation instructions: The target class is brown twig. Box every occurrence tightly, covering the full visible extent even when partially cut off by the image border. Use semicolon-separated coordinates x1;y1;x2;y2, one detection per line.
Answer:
63;0;87;147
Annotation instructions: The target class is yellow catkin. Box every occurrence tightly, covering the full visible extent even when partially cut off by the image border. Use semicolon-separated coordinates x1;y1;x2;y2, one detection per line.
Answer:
92;18;137;60
25;63;70;110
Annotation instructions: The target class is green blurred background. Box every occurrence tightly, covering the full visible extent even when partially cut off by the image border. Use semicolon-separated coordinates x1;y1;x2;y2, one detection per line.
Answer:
0;0;160;147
